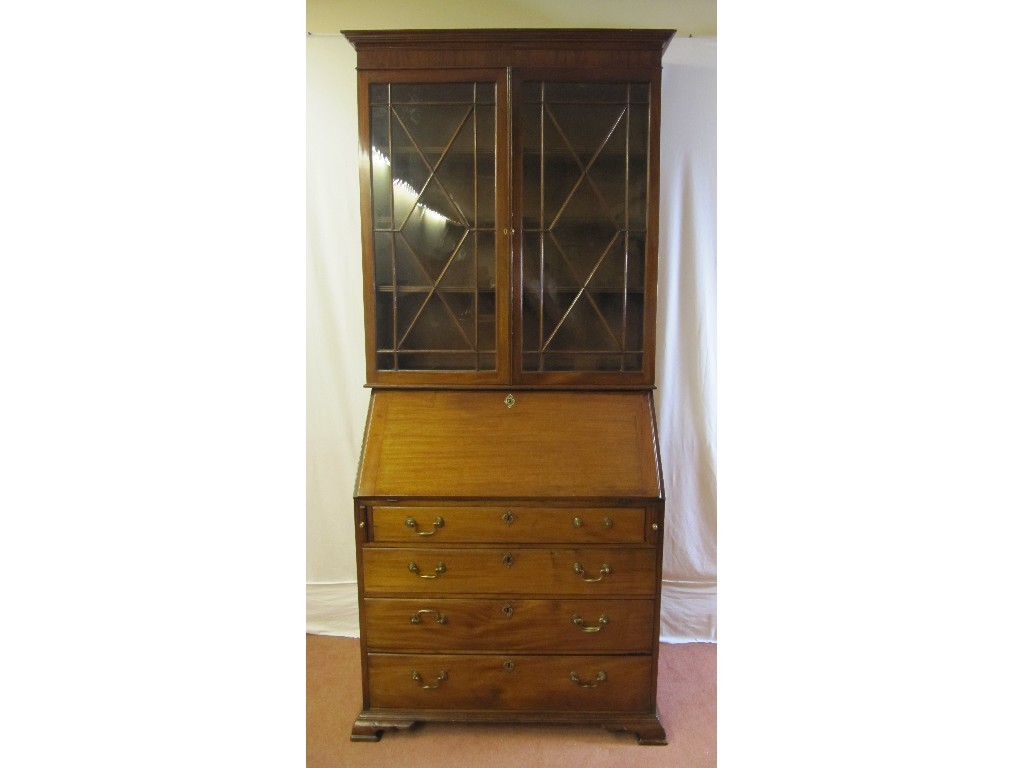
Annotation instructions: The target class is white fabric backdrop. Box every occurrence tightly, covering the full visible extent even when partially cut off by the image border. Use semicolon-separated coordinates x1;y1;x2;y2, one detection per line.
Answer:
306;35;717;642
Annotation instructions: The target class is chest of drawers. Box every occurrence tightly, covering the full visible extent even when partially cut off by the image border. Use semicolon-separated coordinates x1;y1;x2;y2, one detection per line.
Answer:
350;390;666;744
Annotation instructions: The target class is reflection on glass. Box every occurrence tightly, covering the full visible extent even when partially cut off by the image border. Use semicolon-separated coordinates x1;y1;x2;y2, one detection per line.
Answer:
521;82;650;373
370;82;497;372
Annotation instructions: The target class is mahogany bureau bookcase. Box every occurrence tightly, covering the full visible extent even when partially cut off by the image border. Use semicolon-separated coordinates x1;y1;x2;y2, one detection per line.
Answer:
342;28;675;745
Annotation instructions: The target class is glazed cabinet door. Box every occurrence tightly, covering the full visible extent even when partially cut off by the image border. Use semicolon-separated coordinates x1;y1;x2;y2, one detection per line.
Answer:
513;74;660;386
358;66;661;388
359;70;511;386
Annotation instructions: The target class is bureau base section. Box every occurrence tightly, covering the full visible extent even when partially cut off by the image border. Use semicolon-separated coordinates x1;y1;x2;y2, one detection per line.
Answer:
351;708;667;746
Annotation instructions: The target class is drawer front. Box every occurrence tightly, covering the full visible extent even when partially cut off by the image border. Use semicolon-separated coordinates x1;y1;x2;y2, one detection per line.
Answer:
363;598;655;653
362;547;657;596
371;506;646;544
368;653;653;712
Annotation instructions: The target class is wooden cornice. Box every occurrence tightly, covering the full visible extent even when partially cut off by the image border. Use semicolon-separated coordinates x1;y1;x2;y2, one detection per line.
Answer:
342;28;676;70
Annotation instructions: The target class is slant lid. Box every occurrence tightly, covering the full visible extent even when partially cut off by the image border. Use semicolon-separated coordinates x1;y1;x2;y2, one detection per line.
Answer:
356;390;662;499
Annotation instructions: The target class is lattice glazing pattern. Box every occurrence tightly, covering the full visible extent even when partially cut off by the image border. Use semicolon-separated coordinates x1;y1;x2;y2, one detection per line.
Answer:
521;82;650;373
370;82;497;372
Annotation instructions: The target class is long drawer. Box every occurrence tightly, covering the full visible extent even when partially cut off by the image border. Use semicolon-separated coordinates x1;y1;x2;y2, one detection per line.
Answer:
367;653;653;712
362;597;655;653
370;506;647;544
362;547;657;596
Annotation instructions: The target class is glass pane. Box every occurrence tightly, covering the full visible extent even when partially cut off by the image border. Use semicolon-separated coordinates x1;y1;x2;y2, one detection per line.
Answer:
478;290;495;354
373;232;393;289
392;83;475;103
476;232;496;291
397;292;473;351
393;104;471;168
545;292;619;352
475;82;495;104
625;293;645;352
370;107;393;228
397;352;479;370
475;106;496;228
396;215;466;286
521;102;543;229
543;83;628;103
521;231;542;354
368;79;498;373
626;233;646;291
520;81;650;375
375;288;394;353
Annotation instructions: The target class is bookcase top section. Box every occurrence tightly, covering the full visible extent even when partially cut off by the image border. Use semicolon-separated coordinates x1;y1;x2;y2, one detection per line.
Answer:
356;390;663;499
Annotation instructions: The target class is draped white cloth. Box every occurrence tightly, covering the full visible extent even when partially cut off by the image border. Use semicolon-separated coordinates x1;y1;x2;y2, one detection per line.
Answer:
306;35;717;642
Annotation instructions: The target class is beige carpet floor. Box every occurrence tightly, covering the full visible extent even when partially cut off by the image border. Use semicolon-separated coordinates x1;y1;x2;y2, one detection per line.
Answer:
307;634;716;767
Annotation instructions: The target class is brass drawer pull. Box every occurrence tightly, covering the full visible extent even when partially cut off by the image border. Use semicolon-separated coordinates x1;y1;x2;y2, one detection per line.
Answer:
405;516;444;536
408;562;446;579
569;670;607;688
501;510;517;526
572;516;614;529
411;670;448;689
410;609;448;625
571;613;609;632
573;562;611;582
